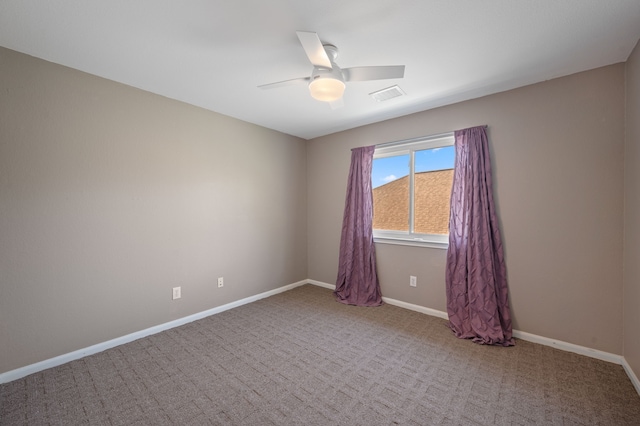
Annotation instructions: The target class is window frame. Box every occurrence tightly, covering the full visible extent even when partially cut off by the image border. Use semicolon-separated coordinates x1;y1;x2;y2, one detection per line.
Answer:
372;132;455;249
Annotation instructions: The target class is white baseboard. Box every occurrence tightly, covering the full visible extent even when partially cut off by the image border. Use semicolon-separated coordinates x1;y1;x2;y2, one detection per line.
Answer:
622;357;640;395
382;296;449;320
3;278;638;398
307;279;335;290
0;279;308;384
307;279;636;394
511;329;623;365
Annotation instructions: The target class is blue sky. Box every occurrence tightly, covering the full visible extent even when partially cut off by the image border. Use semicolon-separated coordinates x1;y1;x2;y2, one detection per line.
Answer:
372;146;455;188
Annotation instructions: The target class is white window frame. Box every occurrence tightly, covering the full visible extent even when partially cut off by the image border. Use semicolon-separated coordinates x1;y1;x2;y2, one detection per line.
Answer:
373;132;455;249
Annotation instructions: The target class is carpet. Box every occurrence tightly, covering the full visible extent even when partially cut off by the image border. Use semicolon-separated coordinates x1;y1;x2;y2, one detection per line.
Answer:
2;284;639;425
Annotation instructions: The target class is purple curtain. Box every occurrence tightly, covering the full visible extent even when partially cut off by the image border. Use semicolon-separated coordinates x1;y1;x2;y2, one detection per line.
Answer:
334;145;383;307
446;126;514;346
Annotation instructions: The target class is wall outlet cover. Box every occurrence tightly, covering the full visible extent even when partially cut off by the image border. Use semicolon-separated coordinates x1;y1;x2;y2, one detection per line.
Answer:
172;286;181;300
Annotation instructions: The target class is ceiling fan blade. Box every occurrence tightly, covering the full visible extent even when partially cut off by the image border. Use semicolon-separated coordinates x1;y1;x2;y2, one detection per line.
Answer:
296;31;332;69
258;77;310;90
342;65;405;82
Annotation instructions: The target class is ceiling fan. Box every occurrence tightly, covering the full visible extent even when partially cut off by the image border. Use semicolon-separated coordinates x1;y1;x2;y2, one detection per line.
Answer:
258;31;405;106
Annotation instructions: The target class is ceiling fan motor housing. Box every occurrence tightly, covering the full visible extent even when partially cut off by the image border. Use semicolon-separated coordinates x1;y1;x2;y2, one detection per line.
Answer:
309;70;345;102
309;53;345;102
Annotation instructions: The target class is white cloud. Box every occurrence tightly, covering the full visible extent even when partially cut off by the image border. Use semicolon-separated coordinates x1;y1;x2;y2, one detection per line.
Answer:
382;174;397;183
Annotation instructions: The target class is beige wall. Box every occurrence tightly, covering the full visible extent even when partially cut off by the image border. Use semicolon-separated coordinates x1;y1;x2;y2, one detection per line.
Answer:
0;47;308;374
624;41;640;378
308;64;625;354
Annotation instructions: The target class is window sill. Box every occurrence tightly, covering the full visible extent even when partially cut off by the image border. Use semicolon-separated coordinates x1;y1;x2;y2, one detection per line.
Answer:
373;236;449;250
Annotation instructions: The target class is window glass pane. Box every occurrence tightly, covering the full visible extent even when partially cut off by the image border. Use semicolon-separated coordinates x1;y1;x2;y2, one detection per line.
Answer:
413;146;455;235
372;154;409;232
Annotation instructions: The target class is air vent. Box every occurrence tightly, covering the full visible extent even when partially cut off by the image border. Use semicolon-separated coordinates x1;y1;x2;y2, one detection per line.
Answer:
370;85;405;102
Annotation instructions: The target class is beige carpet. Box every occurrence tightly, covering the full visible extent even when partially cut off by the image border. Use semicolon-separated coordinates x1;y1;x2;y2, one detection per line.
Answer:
2;284;639;425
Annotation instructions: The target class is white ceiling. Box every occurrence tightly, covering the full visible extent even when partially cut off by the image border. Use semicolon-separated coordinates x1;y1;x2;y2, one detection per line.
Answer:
1;1;639;140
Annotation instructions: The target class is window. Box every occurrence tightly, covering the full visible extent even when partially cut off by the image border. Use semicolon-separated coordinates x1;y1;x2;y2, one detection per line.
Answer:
371;133;455;248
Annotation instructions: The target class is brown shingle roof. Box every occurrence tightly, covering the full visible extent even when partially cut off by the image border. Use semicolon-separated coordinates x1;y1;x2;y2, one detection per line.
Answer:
373;169;453;235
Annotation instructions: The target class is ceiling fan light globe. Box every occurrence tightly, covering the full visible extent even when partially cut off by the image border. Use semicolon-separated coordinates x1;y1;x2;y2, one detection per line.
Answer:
309;77;345;102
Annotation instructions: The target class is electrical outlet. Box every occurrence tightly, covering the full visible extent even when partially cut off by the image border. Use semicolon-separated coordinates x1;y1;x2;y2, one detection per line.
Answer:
410;276;417;287
172;286;181;300
217;277;224;288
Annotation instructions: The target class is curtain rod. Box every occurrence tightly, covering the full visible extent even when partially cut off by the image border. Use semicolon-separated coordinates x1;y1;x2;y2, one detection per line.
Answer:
375;125;488;149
